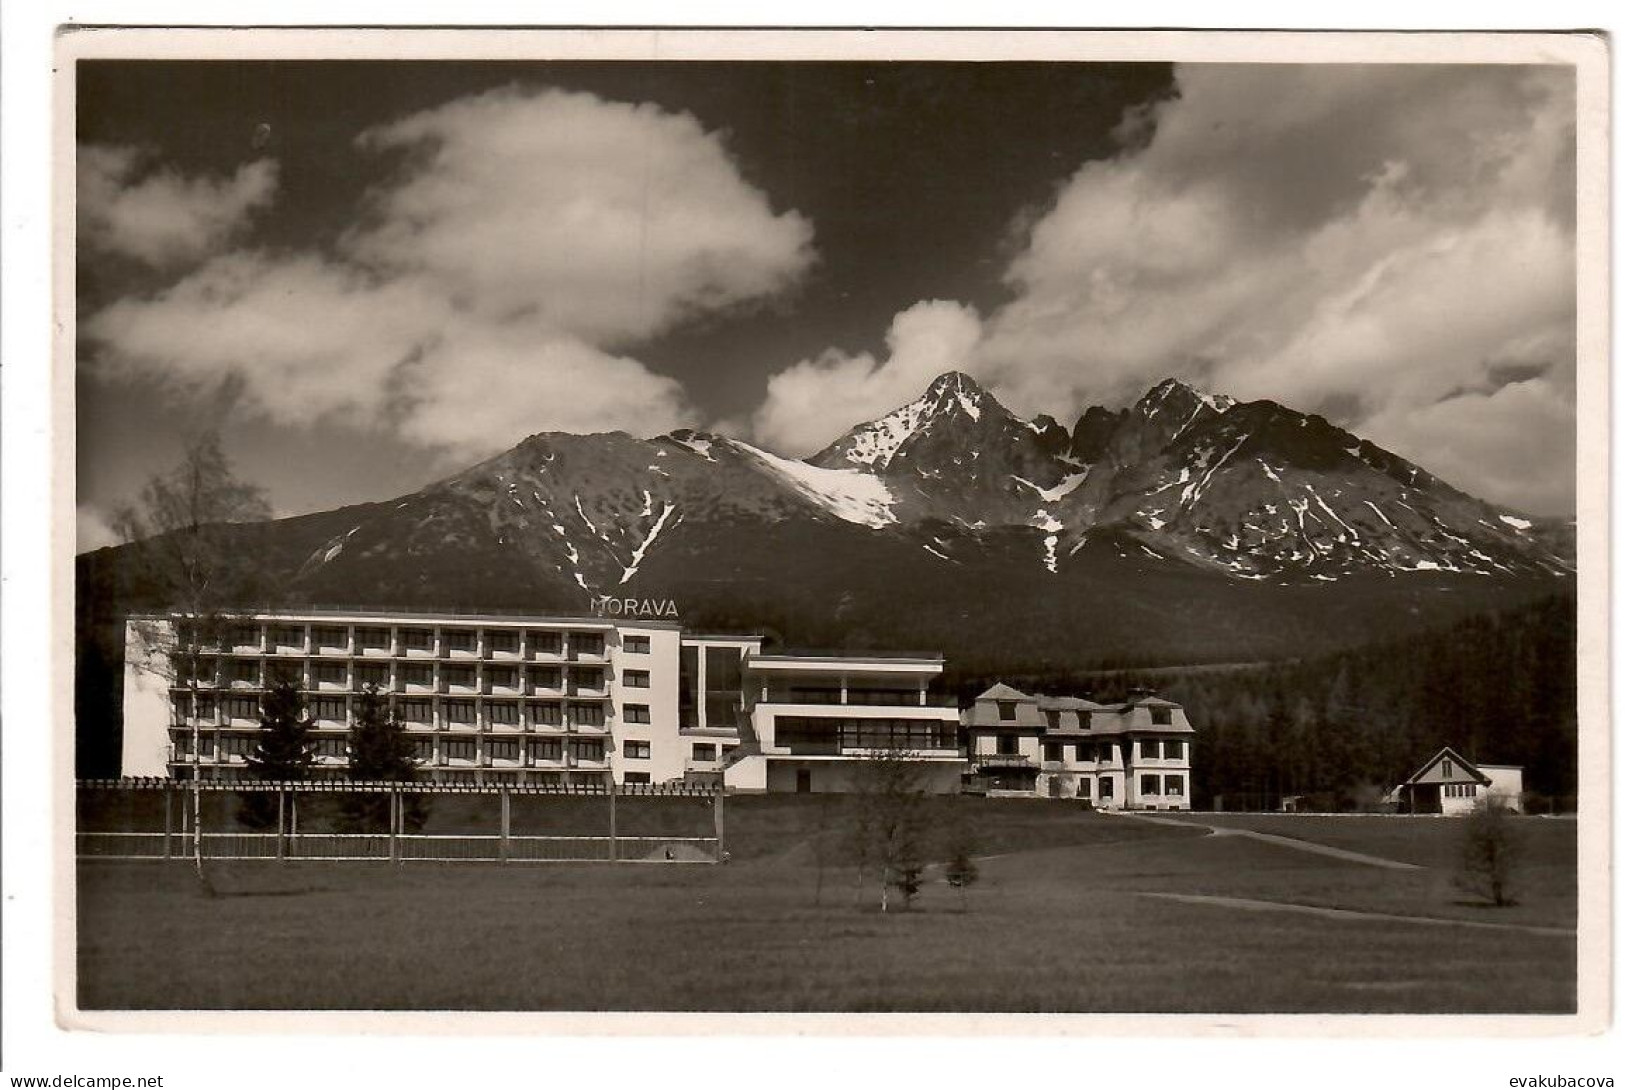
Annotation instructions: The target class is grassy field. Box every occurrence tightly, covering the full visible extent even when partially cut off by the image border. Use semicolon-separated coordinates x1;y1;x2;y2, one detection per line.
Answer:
75;800;1577;1014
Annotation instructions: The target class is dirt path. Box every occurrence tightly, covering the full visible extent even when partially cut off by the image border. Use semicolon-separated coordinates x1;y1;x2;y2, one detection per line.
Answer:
1138;892;1574;937
1122;813;1422;871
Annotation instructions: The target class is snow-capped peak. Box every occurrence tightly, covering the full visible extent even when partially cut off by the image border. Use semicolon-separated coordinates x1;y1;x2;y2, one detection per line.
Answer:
815;371;1004;470
1138;378;1236;418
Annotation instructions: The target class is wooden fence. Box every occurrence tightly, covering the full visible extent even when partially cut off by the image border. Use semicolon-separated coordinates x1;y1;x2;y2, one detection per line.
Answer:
76;778;724;864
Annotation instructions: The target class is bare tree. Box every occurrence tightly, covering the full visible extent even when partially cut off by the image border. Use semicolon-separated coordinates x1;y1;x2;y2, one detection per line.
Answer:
114;430;272;875
850;746;928;913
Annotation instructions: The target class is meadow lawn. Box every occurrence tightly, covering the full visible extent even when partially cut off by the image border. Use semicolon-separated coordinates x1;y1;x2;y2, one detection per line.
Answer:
74;799;1577;1014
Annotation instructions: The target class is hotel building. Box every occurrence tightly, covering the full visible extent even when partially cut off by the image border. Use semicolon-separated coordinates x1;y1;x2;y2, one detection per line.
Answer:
962;683;1194;810
121;610;1191;804
121;610;957;792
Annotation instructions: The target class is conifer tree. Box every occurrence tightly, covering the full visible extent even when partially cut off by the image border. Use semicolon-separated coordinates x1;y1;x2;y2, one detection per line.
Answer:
241;675;315;829
348;684;416;782
248;675;316;778
343;685;427;833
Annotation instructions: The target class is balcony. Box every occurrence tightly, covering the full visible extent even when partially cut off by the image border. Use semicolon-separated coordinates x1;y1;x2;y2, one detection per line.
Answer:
975;753;1036;769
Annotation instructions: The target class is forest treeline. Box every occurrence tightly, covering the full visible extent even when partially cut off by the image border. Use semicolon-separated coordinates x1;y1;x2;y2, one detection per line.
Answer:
1014;593;1578;810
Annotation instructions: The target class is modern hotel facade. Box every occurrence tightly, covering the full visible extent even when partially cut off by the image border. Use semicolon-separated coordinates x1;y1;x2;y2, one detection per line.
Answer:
121;610;1188;807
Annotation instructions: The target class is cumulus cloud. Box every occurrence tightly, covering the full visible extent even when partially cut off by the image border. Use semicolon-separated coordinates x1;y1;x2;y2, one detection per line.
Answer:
1361;378;1576;516
349;87;814;347
753;65;1577;513
79;145;278;266
76;503;121;553
84;86;814;456
751;300;983;455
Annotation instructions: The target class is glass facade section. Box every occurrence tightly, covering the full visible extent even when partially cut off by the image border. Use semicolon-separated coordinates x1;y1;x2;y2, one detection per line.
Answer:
776;717;957;754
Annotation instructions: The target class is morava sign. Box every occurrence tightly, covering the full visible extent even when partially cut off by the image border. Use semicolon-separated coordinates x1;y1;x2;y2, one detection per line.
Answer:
590;595;680;620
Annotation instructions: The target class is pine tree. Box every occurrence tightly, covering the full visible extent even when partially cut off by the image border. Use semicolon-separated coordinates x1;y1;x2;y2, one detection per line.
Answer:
241;675;314;830
349;685;416;781
343;685;426;833
247;676;316;779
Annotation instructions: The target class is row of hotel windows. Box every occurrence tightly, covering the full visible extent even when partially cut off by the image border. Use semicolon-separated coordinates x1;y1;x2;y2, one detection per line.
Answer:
1005;739;1186;761
179;661;639;690
173;734;733;765
188;624;650;658
171;693;648;727
775;717;960;753
1067;774;1186;798
176;735;612;762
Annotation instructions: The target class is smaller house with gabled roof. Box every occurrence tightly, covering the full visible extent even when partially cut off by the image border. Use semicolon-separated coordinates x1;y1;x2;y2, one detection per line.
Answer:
1394;746;1525;815
961;683;1194;809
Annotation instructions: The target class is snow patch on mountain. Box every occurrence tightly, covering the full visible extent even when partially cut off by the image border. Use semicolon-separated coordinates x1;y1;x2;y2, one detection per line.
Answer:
1012;471;1089;503
1499;514;1533;531
619;502;677;585
955;387;982;420
574;496;598;533
670;435;715;461
729;440;898;529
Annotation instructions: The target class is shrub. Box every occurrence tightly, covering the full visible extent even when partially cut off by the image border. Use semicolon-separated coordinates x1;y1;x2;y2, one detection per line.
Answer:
1455;796;1521;907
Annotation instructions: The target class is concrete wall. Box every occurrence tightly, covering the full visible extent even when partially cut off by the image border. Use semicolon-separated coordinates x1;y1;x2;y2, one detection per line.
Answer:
610;624;683;785
763;759;963;795
1481;766;1526;811
723;753;768;791
121;619;176;778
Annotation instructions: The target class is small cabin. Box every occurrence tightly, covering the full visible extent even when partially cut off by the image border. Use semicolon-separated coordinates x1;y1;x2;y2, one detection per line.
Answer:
1395;747;1524;815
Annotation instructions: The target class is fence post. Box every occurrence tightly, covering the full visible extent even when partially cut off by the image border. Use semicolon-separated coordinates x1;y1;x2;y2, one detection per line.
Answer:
162;785;173;860
290;791;298;859
499;786;511;864
192;778;203;871
608;781;618;863
276;787;286;862
713;788;726;863
389;787;400;866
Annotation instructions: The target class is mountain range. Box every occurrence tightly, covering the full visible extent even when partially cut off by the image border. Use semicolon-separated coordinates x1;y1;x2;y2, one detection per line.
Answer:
274;371;1569;599
80;373;1573;704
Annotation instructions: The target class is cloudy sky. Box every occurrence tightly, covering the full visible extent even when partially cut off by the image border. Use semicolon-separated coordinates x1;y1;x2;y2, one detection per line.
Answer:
76;60;1577;549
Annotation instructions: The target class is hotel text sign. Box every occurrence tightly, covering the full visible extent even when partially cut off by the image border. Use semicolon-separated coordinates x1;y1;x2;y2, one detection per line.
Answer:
590;595;680;619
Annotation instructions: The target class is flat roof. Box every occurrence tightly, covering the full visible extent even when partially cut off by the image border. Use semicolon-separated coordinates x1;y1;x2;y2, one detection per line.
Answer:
745;653;944;674
127;608;660;630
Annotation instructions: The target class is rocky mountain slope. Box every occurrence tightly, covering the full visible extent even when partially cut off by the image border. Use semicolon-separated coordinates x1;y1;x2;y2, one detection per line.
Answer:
180;370;1575;603
84;374;1572;649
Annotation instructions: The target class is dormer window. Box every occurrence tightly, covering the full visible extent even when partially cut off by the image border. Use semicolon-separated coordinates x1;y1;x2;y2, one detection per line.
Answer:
1045;710;1060;731
997;700;1017;721
1151;707;1172;725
